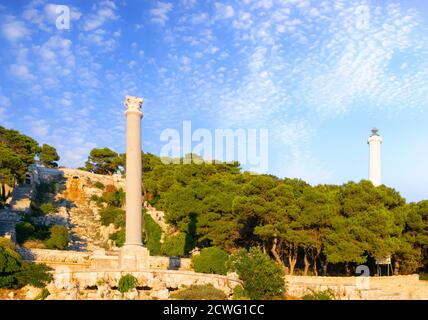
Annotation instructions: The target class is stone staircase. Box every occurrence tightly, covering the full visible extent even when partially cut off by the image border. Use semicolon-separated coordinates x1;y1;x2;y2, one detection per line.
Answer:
68;205;105;251
9;185;33;213
144;203;175;236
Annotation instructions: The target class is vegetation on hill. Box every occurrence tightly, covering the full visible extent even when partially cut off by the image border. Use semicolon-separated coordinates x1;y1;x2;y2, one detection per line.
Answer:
12;176;69;250
0;125;427;284
82;146;428;276
83;148;124;175
39;144;60;168
228;247;285;300
192;247;229;275
0;237;52;289
0;126;60;186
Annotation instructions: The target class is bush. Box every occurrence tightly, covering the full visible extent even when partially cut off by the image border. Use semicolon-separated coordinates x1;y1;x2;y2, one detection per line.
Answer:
232;285;250;300
35;288;50;300
142;212;162;255
227;247;285;300
15;262;53;288
102;188;125;208
34;181;55;203
94;182;105;190
100;207;125;227
118;274;138;293
15;222;36;244
0;238;52;289
44;225;69;250
302;289;335;300
40;203;56;215
110;229;125;247
192;247;229;275
161;233;187;257
90;194;101;203
15;221;50;244
0;239;22;288
170;284;227;300
419;273;428;281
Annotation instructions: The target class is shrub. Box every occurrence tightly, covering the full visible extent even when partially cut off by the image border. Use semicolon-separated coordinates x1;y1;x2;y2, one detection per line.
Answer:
171;284;227;300
232;285;250;300
110;229;125;247
15;221;50;244
118;274;138;293
161;233;187;257
15;222;36;244
192;247;229;275
0;238;52;289
102;188;125;208
34;181;55;203
100;207;125;227
90;194;101;203
94;182;105;190
227;247;285;300
15;262;53;288
142;212;162;255
44;225;69;250
302;289;336;300
0;239;22;288
40;203;56;215
35;288;50;300
419;273;428;281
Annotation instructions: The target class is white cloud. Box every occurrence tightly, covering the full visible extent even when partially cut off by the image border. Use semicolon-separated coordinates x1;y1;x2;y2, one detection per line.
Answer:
25;117;50;138
214;3;234;20
150;2;173;26
82;0;118;31
9;64;36;80
1;19;30;42
190;12;209;25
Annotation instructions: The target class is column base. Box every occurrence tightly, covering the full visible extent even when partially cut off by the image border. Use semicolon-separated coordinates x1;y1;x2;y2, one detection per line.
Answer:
119;245;150;271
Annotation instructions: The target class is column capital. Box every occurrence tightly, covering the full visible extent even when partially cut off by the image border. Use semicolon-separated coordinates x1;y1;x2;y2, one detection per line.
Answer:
125;95;144;113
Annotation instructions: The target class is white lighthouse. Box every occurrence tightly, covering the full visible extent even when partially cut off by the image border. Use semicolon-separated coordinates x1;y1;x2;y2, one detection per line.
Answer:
368;128;382;187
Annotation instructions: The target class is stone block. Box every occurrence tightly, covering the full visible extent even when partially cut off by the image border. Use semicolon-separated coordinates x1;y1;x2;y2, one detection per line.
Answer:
119;245;149;270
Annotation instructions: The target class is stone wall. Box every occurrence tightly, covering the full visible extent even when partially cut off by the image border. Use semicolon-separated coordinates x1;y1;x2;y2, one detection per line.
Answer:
0;210;20;240
46;269;241;300
19;247;192;271
285;275;428;300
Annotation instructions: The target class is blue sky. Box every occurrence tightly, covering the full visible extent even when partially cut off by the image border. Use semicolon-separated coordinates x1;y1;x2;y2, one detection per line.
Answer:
0;0;427;202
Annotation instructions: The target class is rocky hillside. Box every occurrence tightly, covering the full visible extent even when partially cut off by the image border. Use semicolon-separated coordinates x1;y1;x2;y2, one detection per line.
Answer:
14;167;129;252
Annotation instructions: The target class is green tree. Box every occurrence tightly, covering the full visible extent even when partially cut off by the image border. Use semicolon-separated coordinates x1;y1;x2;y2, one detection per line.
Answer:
0;237;52;289
0;126;40;186
142;211;163;255
38;144;60;168
192;247;229;275
227;247;285;300
84;148;123;175
161;233;187;257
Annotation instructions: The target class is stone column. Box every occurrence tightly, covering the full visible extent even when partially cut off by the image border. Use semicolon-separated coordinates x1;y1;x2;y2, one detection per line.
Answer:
368;128;382;187
119;96;149;270
125;96;143;246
